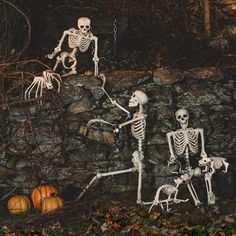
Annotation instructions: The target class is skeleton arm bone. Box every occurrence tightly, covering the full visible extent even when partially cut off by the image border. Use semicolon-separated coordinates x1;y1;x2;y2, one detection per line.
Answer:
119;114;147;128
99;74;130;116
46;30;73;59
91;35;99;61
91;35;99;75
87;118;115;128
199;128;207;158
166;132;176;163
112;100;130;116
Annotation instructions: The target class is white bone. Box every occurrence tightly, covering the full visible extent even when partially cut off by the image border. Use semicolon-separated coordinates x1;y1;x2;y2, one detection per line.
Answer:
210;157;229;172
198;156;229;205
87;118;115;127
204;172;215;205
81;89;148;204
78;167;136;201
186;181;201;206
175;108;189;130
99;74;130;116
149;177;188;213
167;109;207;165
46;17;99;76
24;71;62;105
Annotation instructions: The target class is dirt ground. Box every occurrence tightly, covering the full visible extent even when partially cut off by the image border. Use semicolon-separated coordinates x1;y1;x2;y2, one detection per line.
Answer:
0;191;235;236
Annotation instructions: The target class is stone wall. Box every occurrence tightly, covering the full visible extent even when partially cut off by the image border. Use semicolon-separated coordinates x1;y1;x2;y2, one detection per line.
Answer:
0;69;235;201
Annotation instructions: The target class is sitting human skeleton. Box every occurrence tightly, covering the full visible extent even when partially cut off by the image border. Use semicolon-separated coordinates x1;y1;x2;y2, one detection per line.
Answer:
24;70;62;105
78;74;147;204
46;17;99;77
166;108;207;206
164;108;229;208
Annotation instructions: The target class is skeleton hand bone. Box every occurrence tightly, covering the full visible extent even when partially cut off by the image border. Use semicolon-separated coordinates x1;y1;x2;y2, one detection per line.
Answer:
168;156;176;164
46;46;61;59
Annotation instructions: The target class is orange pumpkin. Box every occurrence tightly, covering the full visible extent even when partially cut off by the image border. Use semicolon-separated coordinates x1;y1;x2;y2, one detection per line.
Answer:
7;195;31;214
31;184;59;209
41;195;64;213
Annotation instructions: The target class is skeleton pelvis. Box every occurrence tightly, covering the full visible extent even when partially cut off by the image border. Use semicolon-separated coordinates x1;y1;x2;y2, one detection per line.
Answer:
60;52;76;69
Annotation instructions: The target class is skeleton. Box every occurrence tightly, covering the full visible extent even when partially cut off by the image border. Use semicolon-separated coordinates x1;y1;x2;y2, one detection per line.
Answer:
199;156;229;173
166;108;207;206
78;74;147;204
149;176;189;213
198;156;229;205
46;17;99;77
24;70;62;105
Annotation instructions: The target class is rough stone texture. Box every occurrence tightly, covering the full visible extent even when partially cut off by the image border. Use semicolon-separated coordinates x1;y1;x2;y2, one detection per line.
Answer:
153;67;184;85
0;69;235;201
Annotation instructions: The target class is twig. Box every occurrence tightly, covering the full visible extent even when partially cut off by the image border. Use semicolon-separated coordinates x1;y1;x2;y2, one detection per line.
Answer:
0;0;31;61
0;97;43;108
0;59;52;70
0;186;18;201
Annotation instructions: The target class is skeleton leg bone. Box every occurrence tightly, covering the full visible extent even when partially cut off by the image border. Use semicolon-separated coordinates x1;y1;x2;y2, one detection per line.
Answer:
137;162;143;204
53;56;62;71
77;167;136;201
186;182;201;206
204;173;215;205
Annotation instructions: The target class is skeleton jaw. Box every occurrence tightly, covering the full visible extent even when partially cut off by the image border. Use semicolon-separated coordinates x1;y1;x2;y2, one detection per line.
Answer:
180;122;188;130
129;100;139;107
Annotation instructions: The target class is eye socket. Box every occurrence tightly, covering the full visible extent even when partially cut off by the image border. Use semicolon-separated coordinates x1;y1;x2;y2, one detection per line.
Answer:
133;94;136;97
177;115;181;119
183;114;187;118
85;25;90;28
80;25;85;28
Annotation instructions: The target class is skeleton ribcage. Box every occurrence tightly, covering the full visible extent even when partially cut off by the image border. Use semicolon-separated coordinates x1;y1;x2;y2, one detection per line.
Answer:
79;37;91;52
172;129;199;156
68;35;80;49
131;114;146;140
68;35;91;52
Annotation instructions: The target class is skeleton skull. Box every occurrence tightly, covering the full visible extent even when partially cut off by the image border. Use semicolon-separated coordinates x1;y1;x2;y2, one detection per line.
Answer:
129;90;148;107
42;71;53;89
175;108;189;129
77;17;91;35
45;81;53;90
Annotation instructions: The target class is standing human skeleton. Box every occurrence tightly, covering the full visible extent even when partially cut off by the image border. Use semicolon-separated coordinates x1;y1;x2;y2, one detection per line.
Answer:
46;17;99;76
78;74;147;204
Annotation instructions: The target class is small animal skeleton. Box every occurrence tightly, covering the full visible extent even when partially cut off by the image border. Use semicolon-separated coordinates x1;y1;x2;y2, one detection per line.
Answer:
46;17;99;77
78;74;147;204
198;156;229;205
149;176;189;213
24;70;62;105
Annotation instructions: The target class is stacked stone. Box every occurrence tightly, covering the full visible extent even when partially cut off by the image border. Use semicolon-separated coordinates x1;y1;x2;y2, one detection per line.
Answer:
0;68;235;199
